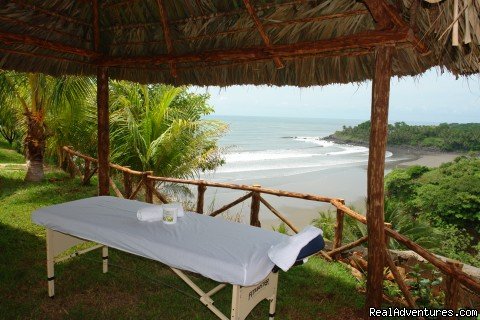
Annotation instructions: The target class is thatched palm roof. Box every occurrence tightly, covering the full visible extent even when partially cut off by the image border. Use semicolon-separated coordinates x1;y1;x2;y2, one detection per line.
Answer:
0;0;478;86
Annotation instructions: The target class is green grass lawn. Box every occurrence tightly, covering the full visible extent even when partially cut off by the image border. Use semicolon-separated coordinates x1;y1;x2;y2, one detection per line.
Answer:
0;145;365;319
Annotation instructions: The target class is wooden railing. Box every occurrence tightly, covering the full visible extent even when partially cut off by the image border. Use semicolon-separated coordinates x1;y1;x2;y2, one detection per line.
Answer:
62;146;480;312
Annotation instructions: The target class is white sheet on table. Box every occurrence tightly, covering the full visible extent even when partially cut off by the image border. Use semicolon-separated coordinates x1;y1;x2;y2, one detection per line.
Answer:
32;196;288;286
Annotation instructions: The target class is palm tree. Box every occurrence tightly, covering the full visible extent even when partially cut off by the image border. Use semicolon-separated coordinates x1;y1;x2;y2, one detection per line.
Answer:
0;96;22;146
109;81;227;178
0;71;94;181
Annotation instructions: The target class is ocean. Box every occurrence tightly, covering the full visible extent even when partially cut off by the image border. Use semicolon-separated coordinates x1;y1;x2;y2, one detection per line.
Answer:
200;116;404;228
207;116;396;180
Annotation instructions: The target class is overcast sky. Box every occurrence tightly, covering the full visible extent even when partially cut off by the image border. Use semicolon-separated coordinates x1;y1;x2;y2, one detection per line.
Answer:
193;68;480;124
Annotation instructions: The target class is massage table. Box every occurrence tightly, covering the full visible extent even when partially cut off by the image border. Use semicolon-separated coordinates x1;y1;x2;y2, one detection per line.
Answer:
32;196;324;320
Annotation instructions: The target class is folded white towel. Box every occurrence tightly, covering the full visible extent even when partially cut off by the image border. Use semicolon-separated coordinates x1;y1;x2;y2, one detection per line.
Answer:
268;225;323;272
137;206;163;222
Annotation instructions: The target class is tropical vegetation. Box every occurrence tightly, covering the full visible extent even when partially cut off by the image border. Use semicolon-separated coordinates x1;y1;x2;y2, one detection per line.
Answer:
385;156;480;266
109;81;227;178
315;155;480;267
329;121;480;152
0;71;94;181
0;70;227;184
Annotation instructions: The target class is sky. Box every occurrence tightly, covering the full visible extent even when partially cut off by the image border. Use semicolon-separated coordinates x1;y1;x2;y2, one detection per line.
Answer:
192;68;480;124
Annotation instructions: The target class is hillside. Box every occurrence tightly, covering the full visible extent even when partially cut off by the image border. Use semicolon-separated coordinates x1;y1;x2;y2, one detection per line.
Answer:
385;155;480;266
327;121;480;152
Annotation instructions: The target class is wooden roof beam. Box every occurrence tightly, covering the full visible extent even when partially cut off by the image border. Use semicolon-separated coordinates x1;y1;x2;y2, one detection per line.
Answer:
242;0;284;69
0;15;91;44
97;28;412;67
107;10;369;46
10;0;91;27
92;0;100;51
363;0;428;54
380;1;429;54
0;47;92;66
156;0;178;78
103;0;317;31
362;0;394;30
0;31;98;58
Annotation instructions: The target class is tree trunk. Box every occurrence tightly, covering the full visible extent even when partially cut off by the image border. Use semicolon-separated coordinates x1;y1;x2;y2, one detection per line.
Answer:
24;110;46;182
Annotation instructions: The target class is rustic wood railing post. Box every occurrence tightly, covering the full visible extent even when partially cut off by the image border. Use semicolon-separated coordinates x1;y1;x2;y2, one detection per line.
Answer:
145;171;154;203
66;154;76;178
384;222;392;248
250;185;261;227
196;183;207;214
123;171;132;199
82;159;91;185
332;199;345;259
445;260;464;316
209;192;253;217
384;248;420;312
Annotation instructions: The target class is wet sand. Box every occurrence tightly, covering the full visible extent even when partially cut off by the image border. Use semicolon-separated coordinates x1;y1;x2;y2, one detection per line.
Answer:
204;150;462;232
395;153;460;168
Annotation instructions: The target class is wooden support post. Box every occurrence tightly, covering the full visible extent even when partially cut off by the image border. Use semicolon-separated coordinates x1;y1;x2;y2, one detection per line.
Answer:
196;184;207;214
82;160;91;185
123;171;132;199
97;66;110;196
333;199;345;259
444;260;464;316
145;172;154;203
250;187;261;227
366;45;393;314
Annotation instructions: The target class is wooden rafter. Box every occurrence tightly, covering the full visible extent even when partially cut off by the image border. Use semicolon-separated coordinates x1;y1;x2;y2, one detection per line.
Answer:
0;31;98;58
242;0;284;69
0;47;91;66
105;9;368;42
363;0;428;54
0;15;91;44
101;0;130;8
156;0;178;77
92;0;101;52
194;0;205;15
103;0;317;30
10;0;91;27
112;47;374;75
104;10;370;50
362;0;394;30
97;28;411;67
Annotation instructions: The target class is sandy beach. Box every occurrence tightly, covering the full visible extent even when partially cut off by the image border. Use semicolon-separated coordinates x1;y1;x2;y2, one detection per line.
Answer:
395;153;460;168
207;150;463;232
